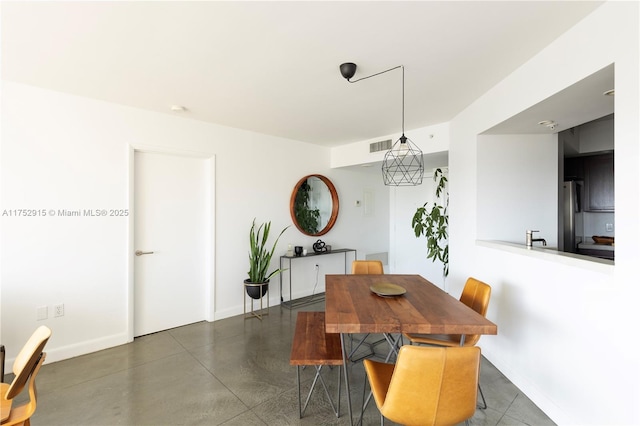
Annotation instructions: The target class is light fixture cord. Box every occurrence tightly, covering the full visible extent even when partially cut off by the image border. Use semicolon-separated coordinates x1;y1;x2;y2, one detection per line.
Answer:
401;65;404;135
347;65;405;135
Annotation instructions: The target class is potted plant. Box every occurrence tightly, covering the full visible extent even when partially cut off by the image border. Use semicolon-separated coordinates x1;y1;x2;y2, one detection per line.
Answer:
412;168;449;278
245;218;290;299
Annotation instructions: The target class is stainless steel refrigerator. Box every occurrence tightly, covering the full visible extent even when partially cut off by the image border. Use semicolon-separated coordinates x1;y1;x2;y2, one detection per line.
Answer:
562;181;582;252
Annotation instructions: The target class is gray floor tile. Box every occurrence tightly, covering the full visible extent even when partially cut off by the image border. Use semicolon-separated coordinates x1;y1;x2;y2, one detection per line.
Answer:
33;352;248;426
219;409;268;425
15;301;555;426
504;393;557;426
35;330;187;393
496;414;531;426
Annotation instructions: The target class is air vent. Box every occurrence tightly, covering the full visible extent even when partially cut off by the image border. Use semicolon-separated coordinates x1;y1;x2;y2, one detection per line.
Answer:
370;139;392;153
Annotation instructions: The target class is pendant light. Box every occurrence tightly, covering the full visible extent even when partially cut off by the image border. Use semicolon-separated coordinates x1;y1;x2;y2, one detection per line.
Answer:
339;62;424;186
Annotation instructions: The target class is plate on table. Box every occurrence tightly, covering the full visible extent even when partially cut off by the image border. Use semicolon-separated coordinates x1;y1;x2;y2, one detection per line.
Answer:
370;282;406;297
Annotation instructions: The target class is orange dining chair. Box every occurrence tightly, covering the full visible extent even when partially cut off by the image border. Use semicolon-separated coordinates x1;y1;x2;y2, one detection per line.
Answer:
351;260;384;275
363;345;481;426
403;277;491;409
349;260;387;362
1;325;52;426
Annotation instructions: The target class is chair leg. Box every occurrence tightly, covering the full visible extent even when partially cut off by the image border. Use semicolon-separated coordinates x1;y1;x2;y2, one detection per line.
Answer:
383;334;403;363
358;370;376;426
478;382;487;409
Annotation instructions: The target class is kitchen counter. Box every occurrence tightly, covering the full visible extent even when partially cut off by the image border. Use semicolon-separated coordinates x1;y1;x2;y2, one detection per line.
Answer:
577;239;614;260
578;242;614;252
476;240;614;274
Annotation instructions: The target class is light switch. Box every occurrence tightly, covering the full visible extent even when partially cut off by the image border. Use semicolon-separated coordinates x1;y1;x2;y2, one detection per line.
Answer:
605;223;613;232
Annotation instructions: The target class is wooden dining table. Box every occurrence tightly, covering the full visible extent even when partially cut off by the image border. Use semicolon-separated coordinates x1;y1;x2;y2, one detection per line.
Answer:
325;274;498;425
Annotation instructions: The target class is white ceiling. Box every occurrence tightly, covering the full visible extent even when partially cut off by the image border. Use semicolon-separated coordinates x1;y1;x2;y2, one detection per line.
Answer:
485;63;614;135
1;1;605;147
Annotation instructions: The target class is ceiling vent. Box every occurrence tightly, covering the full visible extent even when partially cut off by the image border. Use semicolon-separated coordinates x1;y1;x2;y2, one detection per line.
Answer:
370;139;392;153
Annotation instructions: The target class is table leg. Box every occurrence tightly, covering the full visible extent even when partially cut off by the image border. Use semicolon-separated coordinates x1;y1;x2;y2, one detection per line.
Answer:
340;333;354;425
382;333;401;362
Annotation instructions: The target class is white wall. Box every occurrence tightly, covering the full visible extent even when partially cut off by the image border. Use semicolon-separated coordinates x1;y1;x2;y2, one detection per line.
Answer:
331;122;449;168
332;122;451;289
564;115;615;156
583;211;615;239
477;134;558;246
0;81;390;363
390;167;449;290
579;115;614;153
449;2;639;424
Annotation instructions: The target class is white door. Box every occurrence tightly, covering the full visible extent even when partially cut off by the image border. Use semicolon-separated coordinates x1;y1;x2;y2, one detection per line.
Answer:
134;151;208;337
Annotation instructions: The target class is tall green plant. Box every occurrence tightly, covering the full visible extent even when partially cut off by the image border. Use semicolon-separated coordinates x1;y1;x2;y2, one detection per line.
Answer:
412;168;449;277
248;219;289;283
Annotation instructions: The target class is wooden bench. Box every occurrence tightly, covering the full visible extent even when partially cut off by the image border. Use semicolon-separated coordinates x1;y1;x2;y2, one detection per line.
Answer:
290;311;343;418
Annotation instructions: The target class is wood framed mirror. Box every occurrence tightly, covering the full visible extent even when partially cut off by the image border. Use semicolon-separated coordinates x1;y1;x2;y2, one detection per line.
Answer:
290;174;339;236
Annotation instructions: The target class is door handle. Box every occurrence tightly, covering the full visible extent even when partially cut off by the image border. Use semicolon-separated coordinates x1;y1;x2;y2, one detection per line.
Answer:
135;250;154;256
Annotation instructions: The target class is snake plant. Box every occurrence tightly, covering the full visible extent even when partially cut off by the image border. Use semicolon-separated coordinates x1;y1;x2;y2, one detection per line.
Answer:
247;218;289;283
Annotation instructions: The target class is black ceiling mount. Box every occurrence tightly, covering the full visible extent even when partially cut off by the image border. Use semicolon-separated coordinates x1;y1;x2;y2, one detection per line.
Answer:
339;63;357;81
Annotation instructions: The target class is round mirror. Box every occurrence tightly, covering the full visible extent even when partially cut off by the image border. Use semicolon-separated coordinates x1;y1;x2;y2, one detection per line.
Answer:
290;174;339;236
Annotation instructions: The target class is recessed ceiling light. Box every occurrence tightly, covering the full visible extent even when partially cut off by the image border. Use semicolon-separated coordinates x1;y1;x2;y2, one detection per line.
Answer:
603;89;615;96
538;120;557;130
170;105;187;112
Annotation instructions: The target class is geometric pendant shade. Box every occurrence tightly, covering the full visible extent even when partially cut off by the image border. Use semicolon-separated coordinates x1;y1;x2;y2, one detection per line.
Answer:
382;134;424;186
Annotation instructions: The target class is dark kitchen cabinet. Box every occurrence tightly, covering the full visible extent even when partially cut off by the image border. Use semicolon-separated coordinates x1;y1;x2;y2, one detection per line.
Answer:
564;156;585;181
584;153;614;212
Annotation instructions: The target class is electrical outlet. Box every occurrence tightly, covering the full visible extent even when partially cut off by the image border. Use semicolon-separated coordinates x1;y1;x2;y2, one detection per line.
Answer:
37;306;48;321
605;223;614;232
54;303;65;317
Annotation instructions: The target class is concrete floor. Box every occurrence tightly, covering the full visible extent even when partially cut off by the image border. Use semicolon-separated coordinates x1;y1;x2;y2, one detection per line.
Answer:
22;300;555;425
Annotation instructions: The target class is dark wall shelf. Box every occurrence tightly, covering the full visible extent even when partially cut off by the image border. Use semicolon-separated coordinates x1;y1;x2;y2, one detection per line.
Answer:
279;248;357;309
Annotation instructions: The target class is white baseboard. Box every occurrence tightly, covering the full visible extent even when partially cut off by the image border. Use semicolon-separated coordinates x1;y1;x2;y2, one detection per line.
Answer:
40;332;130;365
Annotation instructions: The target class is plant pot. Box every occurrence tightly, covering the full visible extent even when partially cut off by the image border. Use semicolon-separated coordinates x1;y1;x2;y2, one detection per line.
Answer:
244;279;269;300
